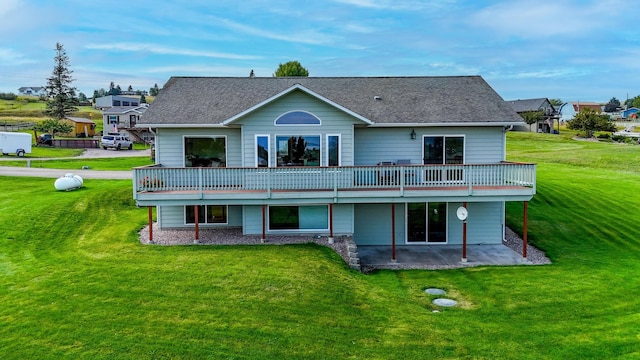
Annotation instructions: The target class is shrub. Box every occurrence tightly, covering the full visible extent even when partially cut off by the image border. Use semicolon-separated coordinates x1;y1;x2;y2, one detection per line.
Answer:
0;92;17;100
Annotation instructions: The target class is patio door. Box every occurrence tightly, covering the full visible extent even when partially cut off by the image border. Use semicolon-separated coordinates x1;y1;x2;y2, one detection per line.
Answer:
407;202;447;243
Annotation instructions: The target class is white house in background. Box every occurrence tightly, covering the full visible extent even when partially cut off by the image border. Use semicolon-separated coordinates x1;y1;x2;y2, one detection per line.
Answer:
18;87;45;96
95;95;141;109
101;105;148;134
133;76;536;268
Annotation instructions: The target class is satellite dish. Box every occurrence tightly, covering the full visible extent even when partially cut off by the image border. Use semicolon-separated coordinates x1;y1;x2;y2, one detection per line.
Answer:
456;206;468;221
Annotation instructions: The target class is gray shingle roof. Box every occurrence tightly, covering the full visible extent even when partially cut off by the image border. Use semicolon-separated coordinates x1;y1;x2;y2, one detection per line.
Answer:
506;98;554;113
140;76;523;126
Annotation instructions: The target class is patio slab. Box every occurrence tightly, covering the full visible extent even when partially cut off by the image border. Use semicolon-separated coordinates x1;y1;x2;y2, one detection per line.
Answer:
357;244;531;270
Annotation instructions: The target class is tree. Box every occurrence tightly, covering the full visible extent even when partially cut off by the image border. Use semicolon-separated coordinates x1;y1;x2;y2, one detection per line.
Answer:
274;61;309;77
140;94;147;104
520;111;543;132
548;98;563;107
566;108;616;138
127;85;133;92
149;83;160;96
35;118;73;136
44;42;78;120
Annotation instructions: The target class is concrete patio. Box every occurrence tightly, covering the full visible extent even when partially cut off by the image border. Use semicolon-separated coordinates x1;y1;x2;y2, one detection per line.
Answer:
357;244;534;270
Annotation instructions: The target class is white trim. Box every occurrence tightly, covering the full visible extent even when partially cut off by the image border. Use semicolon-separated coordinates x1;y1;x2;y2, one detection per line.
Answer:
222;84;374;125
182;135;227;168
140;121;525;129
326;134;341;166
274;110;321;126
255;134;270;167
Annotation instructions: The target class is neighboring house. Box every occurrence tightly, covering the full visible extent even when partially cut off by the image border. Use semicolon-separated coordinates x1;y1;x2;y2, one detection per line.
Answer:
506;98;559;133
133;76;536;263
559;102;603;122
18;87;45;96
95;95;140;109
60;117;96;137
102;105;148;132
621;107;639;120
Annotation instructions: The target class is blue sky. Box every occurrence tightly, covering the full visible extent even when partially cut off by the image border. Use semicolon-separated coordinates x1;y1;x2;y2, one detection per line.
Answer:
1;0;638;103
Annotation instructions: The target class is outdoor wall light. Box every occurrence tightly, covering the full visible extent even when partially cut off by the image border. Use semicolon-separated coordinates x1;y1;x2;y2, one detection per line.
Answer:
410;129;416;140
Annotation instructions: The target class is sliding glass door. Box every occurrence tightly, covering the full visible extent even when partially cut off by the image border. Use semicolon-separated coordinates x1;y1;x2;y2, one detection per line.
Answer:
407;202;447;243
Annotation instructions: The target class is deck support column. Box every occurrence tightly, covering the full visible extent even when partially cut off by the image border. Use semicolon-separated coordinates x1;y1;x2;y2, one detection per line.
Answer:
523;201;528;260
391;203;397;263
328;203;334;244
148;206;153;244
461;202;467;263
261;205;266;243
194;205;200;244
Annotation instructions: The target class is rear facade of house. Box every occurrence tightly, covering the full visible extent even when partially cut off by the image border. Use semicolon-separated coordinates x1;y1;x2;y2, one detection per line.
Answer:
133;76;535;247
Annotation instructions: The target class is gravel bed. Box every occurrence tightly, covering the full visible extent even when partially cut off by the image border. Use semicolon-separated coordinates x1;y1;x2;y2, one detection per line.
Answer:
138;224;550;270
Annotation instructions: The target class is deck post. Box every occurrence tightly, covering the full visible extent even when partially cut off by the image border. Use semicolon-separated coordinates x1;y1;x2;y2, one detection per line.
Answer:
523;201;528;260
391;203;397;263
261;204;266;243
194;205;200;244
462;202;467;263
148;206;153;244
328;203;334;244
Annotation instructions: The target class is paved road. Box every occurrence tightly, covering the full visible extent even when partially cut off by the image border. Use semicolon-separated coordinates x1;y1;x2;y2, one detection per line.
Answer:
0;148;151;179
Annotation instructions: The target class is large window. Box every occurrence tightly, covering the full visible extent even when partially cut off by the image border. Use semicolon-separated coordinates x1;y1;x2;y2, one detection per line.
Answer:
184;137;226;167
424;136;464;165
407;202;447;243
276;135;320;167
423;136;464;182
269;205;328;230
185;205;228;224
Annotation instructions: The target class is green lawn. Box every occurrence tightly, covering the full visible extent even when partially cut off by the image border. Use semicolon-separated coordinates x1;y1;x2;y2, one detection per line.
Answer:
1;133;639;359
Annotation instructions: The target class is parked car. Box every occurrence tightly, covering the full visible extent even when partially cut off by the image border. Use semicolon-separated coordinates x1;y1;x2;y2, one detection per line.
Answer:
101;133;132;150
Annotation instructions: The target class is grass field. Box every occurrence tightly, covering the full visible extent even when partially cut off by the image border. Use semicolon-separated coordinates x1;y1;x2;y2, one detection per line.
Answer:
0;132;639;359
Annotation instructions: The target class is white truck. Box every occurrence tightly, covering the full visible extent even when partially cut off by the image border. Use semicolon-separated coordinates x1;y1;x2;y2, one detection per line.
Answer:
0;131;32;157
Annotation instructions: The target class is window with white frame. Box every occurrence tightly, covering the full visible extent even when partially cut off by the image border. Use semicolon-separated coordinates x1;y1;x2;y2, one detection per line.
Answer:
276;135;320;167
185;205;228;224
274;111;321;125
327;134;340;166
256;135;269;167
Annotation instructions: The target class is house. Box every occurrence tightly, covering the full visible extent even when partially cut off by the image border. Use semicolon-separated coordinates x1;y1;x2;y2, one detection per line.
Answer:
102;104;148;138
132;76;536;265
621;107;639;120
95;95;140;109
559;102;603;122
60;117;96;137
506;98;559;133
18;87;45;96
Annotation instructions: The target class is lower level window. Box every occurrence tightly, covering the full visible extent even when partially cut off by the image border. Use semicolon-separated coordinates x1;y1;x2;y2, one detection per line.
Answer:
269;205;328;230
185;205;228;224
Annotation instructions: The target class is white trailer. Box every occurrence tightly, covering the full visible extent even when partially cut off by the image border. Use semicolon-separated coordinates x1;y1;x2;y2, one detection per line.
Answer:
0;131;32;157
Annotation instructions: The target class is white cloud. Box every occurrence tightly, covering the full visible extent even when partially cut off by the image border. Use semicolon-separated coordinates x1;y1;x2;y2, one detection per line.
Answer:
331;0;452;11
84;43;262;60
0;48;35;65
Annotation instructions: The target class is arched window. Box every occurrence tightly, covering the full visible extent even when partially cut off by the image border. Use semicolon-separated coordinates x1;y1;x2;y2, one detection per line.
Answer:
275;111;320;125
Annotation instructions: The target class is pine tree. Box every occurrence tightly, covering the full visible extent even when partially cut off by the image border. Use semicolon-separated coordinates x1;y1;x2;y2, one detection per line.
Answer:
44;43;78;120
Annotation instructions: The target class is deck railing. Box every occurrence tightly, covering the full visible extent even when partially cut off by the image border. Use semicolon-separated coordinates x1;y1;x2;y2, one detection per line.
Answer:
134;162;535;195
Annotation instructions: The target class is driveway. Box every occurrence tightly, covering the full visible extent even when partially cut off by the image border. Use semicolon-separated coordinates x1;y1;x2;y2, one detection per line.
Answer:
0;148;151;179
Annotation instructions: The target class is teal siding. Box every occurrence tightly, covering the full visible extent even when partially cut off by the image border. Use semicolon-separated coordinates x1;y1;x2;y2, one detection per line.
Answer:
235;91;359;166
158;205;242;228
354;202;503;245
354;204;405;245
354;127;505;166
156;128;242;167
447;202;503;245
242;204;354;235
